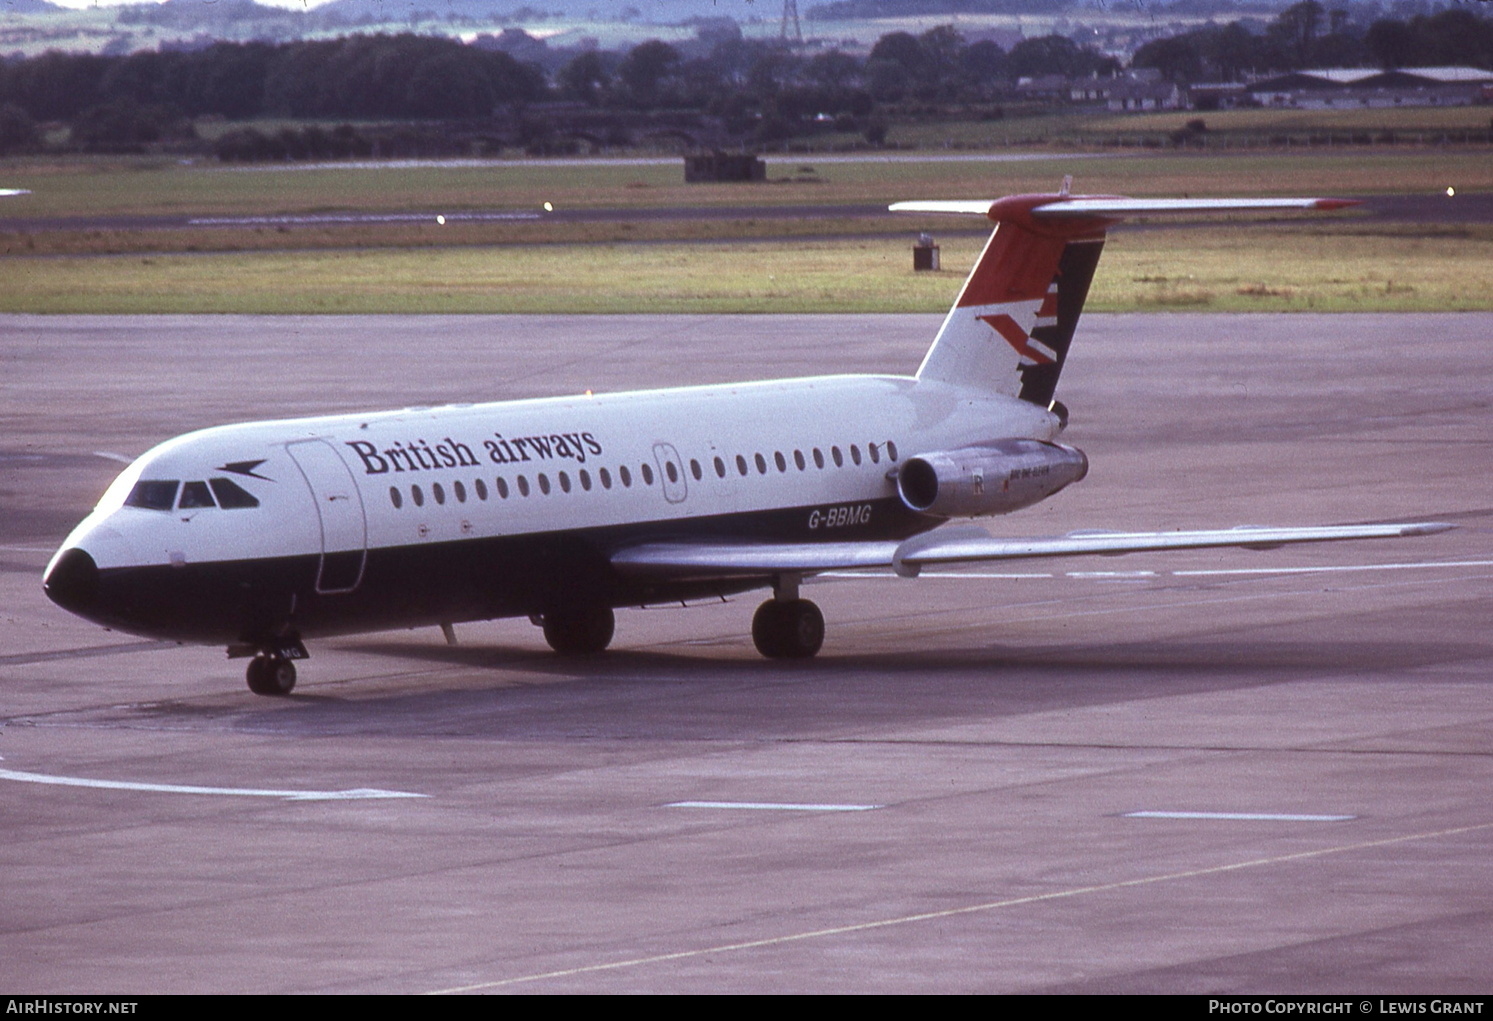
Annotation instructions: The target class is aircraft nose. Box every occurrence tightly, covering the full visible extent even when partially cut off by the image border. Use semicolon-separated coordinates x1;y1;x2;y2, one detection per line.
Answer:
44;547;99;615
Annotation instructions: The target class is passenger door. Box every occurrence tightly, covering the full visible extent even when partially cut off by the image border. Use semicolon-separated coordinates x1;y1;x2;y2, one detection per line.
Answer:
287;439;367;594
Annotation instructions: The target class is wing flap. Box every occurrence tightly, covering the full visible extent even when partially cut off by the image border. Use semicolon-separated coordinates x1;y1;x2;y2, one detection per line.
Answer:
611;540;900;580
611;522;1452;581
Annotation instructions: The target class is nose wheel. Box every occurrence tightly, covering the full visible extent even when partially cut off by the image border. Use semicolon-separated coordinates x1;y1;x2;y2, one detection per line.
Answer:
246;654;297;696
752;598;824;659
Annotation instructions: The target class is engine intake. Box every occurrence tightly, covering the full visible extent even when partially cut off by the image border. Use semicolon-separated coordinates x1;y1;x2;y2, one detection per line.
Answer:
897;439;1088;518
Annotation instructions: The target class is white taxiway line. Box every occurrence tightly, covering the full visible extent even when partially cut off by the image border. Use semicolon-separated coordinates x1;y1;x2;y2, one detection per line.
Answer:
1067;570;1157;579
667;801;881;812
1125;811;1356;822
188;212;540;226
0;767;427;801
1173;559;1493;577
822;571;1052;579
430;818;1493;993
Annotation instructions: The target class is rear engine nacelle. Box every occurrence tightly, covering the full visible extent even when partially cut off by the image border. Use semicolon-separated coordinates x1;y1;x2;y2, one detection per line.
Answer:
897;440;1088;518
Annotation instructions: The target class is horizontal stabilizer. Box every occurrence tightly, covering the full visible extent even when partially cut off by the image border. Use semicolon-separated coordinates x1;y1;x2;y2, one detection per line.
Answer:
612;522;1452;581
889;200;999;216
1030;197;1360;218
889;196;1360;221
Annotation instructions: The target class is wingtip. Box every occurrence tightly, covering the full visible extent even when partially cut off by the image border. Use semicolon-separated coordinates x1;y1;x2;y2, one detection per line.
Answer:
1312;198;1362;211
1399;521;1456;536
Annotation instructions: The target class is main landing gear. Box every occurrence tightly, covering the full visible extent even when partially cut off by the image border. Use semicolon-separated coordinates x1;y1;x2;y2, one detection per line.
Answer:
540;604;616;655
752;599;824;659
751;573;824;659
530;581;824;660
245;653;297;696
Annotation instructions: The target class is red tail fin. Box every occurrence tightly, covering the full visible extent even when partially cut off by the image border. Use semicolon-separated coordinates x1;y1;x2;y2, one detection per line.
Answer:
913;194;1113;404
892;191;1357;404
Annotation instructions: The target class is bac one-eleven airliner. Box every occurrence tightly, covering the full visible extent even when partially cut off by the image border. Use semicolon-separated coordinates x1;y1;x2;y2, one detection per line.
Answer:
44;185;1451;695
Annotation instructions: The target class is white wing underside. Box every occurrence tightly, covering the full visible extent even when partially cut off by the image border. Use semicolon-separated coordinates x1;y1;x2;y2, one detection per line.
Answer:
612;522;1452;581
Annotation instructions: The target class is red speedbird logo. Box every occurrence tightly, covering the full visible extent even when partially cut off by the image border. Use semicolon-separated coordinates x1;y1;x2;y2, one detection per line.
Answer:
976;313;1055;365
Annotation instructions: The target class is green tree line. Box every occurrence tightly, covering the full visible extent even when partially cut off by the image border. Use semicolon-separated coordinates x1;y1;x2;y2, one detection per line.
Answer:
1134;3;1493;83
0;5;1486;156
0;27;1111;153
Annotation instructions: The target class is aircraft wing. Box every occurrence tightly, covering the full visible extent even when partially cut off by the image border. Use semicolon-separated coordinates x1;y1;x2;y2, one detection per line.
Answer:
611;521;1452;581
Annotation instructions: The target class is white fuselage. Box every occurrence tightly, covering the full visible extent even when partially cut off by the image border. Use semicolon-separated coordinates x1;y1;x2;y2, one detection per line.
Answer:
47;372;1061;645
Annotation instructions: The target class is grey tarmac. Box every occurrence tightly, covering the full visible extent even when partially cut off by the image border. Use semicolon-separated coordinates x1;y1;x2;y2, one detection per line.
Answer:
1;313;1490;994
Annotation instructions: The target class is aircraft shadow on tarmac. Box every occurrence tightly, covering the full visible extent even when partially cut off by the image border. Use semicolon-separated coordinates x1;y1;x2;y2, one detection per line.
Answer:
341;634;1462;675
192;632;1482;741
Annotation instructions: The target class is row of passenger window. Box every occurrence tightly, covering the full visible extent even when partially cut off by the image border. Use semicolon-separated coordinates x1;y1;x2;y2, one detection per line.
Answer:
715;440;898;479
390;461;651;509
387;440;899;510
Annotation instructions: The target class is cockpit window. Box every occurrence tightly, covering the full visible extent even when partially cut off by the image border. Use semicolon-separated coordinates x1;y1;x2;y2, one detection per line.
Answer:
125;480;179;511
209;477;260;509
178;481;216;509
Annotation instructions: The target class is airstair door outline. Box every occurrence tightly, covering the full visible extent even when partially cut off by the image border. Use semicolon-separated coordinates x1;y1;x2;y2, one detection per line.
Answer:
287;439;368;594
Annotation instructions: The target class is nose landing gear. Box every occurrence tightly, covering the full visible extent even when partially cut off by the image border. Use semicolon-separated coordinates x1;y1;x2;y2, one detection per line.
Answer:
246;654;297;696
232;634;307;696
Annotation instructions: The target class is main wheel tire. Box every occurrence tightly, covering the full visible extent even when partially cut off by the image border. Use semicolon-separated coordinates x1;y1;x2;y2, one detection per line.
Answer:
543;604;615;655
246;655;296;696
752;598;824;660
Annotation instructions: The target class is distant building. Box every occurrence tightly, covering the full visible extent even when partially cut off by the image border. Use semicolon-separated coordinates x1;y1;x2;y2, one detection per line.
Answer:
1247;67;1493;109
684;151;766;183
1028;70;1185;111
1101;78;1185;112
1188;83;1250;111
1014;74;1073;102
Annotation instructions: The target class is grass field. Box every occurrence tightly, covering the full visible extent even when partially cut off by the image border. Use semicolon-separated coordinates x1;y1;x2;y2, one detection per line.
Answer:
3;149;1490;222
4;224;1486;315
1;151;1488;313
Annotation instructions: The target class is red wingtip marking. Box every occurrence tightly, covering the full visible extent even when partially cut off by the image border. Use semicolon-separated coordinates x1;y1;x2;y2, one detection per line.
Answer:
1312;199;1362;211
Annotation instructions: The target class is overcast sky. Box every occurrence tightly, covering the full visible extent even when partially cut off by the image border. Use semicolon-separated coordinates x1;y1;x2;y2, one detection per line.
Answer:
39;0;792;15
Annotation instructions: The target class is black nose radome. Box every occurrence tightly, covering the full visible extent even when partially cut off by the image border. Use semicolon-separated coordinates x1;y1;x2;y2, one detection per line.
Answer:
44;548;99;614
